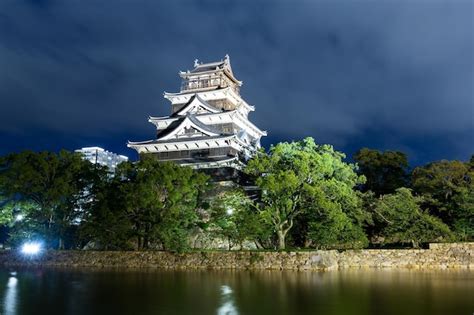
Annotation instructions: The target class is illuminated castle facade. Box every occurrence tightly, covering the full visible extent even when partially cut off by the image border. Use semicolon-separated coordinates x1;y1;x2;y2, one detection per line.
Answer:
128;55;266;178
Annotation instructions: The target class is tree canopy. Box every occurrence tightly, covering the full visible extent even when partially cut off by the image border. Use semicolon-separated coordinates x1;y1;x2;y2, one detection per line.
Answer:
0;150;91;248
354;148;409;196
0;147;471;251
209;189;270;250
412;159;473;240
82;158;210;251
370;188;453;247
245;137;368;249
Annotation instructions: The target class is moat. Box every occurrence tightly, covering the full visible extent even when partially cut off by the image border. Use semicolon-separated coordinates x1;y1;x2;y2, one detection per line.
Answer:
0;268;472;315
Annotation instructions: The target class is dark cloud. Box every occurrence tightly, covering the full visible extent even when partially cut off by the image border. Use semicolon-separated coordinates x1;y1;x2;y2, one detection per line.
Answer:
0;0;472;164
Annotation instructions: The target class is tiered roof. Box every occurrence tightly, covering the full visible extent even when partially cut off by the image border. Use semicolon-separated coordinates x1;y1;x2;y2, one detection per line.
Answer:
180;54;242;86
128;55;266;169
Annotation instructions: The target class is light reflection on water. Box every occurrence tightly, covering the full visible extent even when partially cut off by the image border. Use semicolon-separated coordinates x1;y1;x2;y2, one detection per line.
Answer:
4;273;18;315
0;268;471;315
217;285;238;315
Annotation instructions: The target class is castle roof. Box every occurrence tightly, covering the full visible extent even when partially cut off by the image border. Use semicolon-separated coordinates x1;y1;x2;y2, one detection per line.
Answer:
191;61;226;73
149;108;267;138
154;113;231;140
172;94;221;117
128;134;232;146
180;54;242;85
128;56;265;169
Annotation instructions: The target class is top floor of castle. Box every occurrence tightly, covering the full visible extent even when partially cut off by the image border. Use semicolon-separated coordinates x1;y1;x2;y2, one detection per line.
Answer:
178;54;242;95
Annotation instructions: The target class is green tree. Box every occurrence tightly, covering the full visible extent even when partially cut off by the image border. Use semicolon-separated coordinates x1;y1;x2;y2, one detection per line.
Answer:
373;188;453;247
117;158;210;252
412;159;473;240
79;175;134;250
303;189;369;249
450;186;474;240
76;162;131;250
0;200;43;246
0;150;91;248
0;194;14;226
209;190;271;250
354;148;409;196
306;206;369;249
246;137;368;250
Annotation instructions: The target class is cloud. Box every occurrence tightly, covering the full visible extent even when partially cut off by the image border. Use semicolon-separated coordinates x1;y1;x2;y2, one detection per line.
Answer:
0;0;472;163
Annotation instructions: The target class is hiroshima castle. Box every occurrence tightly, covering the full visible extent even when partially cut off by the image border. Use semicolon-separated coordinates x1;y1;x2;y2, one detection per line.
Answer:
128;55;266;180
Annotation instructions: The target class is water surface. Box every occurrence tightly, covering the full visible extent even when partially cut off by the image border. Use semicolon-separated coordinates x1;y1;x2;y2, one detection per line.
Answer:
0;268;472;315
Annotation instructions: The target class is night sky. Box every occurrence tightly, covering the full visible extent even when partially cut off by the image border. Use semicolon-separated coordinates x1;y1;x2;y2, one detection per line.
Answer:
0;0;472;165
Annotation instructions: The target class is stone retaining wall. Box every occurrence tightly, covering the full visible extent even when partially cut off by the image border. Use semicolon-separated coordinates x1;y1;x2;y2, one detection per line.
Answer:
0;243;472;271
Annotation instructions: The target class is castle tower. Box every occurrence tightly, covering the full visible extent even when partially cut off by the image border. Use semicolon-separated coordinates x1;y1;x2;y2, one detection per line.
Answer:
128;55;267;180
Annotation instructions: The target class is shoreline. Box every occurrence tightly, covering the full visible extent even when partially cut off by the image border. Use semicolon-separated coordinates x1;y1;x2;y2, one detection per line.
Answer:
0;243;472;271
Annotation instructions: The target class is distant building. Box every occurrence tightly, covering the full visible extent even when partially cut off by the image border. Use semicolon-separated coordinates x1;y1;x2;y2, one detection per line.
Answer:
75;147;128;171
127;55;266;182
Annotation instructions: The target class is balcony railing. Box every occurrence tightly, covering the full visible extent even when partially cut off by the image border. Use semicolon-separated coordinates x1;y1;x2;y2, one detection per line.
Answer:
180;76;239;94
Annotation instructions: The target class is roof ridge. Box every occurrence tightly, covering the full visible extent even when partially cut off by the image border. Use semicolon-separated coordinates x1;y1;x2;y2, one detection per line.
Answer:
187;114;226;135
172;94;221;116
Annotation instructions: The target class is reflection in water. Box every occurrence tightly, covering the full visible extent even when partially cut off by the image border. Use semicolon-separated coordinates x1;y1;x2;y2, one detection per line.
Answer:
4;273;18;315
0;269;472;315
217;285;238;315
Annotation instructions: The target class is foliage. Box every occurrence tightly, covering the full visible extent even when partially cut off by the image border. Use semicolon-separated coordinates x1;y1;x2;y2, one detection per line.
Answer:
354;148;409;196
372;188;453;247
450;186;474;240
0;147;471;252
0;150;92;248
0;198;14;226
0;151;210;252
209;190;271;249
246;137;368;249
115;158;210;252
305;195;369;249
412;159;473;240
79;169;133;250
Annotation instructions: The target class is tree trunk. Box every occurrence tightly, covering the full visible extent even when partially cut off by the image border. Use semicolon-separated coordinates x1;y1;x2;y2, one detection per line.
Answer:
137;236;142;250
48;213;54;230
254;241;262;249
277;230;286;250
190;233;200;249
143;232;149;249
143;223;151;250
58;238;64;250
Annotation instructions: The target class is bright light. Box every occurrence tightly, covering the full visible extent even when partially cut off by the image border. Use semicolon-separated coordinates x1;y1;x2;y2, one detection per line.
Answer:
15;214;24;222
7;277;17;288
21;242;42;255
226;208;234;215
